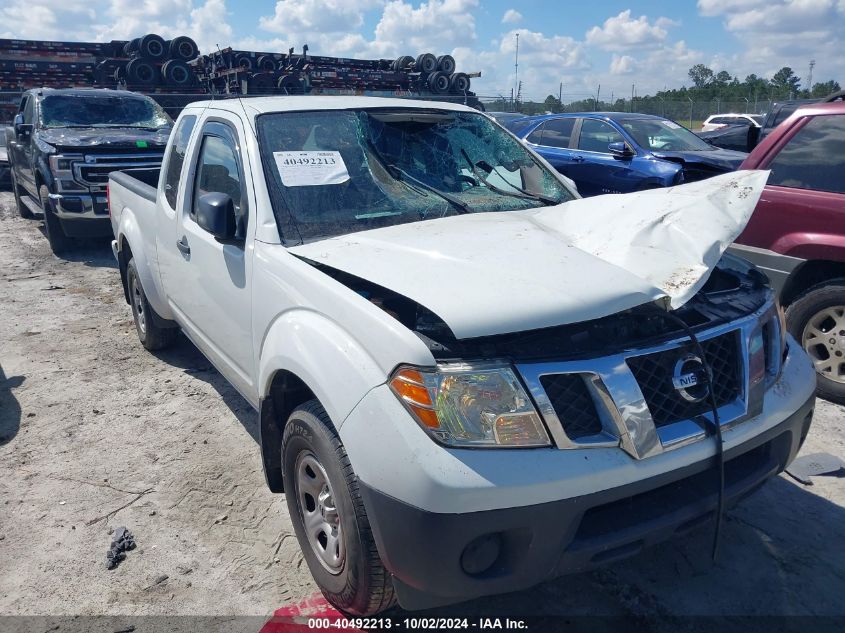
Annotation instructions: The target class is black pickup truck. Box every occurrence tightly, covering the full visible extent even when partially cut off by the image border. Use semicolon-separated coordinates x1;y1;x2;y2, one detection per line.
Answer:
4;88;171;253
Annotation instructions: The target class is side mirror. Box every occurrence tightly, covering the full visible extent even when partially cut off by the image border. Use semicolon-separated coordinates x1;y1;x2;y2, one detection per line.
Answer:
13;114;31;137
196;192;237;241
608;142;633;159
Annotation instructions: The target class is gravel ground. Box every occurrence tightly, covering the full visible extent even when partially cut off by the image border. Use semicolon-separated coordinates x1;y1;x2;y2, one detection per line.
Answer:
0;191;843;626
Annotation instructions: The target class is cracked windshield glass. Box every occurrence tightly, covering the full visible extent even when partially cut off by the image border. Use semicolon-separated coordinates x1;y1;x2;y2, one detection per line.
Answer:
257;109;575;243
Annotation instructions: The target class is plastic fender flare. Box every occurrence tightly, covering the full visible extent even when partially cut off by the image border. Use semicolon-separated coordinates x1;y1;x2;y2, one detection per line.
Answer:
258;309;389;427
257;310;391;492
116;212;173;320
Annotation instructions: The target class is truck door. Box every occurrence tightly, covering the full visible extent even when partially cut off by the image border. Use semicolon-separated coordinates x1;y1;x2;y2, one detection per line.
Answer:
12;96;36;194
168;117;256;401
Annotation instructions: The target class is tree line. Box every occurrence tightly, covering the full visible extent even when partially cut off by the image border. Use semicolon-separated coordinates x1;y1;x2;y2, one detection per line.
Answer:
491;64;840;118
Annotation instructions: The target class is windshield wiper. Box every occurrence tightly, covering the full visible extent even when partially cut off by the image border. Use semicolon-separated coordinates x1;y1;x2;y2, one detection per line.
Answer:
363;138;470;215
460;149;558;206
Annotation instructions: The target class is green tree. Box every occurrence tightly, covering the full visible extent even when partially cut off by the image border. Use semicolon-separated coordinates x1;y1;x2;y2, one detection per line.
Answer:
543;94;563;113
811;80;841;98
770;67;801;95
713;70;733;86
688;64;714;88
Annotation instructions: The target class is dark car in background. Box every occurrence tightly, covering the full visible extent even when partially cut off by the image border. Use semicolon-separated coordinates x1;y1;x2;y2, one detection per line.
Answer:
0;135;10;189
507;112;746;197
5;87;171;253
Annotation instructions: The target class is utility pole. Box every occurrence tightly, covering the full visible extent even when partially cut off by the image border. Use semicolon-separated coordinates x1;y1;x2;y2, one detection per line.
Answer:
558;81;562;110
808;59;815;93
631;83;635;113
513;33;519;107
595;84;601;111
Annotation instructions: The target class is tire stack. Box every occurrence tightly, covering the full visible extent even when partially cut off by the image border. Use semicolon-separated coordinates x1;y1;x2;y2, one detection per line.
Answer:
195;46;479;106
100;33;201;91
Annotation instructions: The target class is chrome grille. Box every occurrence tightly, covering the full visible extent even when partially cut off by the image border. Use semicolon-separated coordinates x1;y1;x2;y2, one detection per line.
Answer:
626;332;741;428
72;153;163;187
539;374;603;440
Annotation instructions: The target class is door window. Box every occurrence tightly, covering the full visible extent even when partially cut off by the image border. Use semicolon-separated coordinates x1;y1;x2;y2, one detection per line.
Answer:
162;115;197;209
577;119;625;153
538;118;575;148
192;130;246;235
767;115;845;194
525;123;546;145
22;97;34;124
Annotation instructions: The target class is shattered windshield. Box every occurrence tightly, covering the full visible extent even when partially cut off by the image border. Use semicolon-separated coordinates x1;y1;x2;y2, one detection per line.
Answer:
256;108;575;243
620;118;715;152
40;95;172;129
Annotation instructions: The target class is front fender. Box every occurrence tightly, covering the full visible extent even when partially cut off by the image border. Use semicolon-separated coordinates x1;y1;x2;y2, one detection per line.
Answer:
258;309;390;429
774;233;845;262
117;211;172;320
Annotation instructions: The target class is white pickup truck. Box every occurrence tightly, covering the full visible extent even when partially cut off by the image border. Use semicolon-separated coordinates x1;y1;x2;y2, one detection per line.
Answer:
108;96;817;615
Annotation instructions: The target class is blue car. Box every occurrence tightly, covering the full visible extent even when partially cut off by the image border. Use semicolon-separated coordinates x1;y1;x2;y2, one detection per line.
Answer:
506;112;747;197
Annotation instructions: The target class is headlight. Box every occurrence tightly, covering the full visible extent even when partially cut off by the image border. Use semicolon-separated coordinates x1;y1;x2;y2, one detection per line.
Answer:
48;154;82;173
389;363;551;448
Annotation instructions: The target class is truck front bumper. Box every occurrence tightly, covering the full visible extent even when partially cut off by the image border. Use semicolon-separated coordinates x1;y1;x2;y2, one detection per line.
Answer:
48;192;112;238
339;340;817;610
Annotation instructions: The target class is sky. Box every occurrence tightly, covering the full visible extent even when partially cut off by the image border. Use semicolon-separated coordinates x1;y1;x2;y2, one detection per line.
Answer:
1;0;843;102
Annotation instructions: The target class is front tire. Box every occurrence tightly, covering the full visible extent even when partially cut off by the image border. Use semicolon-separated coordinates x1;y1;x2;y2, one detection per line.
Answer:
282;400;395;616
40;185;72;254
786;279;845;404
126;257;178;351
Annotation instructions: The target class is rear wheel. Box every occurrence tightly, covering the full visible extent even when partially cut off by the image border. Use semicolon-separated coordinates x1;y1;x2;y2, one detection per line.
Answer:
40;185;71;254
283;400;396;616
126;258;178;351
786;280;845;404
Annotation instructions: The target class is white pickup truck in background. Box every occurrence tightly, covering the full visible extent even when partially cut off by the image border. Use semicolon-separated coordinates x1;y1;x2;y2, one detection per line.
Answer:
107;96;817;615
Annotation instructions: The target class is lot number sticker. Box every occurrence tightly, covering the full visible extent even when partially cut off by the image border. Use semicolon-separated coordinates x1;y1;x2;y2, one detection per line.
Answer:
273;151;350;187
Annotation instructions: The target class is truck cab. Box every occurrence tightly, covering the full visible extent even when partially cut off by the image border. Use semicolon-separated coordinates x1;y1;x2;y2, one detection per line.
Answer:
5;87;171;253
107;97;816;615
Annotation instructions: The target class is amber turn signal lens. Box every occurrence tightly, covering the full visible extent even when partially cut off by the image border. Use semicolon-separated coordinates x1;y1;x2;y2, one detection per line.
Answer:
390;368;440;429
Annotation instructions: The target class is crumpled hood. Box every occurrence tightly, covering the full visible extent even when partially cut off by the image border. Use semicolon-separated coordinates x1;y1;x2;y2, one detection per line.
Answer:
652;147;747;171
36;127;170;151
291;170;768;339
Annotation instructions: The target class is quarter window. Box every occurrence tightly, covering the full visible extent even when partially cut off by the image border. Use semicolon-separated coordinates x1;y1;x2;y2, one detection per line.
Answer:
767;115;845;194
163;115;197;208
577;119;625;153
525;123;546;145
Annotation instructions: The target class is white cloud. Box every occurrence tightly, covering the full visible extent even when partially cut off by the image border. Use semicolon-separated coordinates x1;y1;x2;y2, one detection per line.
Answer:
610;54;637;75
696;0;845;88
501;9;522;24
259;0;383;34
585;10;672;51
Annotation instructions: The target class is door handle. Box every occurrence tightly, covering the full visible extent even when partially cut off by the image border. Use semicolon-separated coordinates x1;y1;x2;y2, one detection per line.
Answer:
571;155;585;162
176;236;191;255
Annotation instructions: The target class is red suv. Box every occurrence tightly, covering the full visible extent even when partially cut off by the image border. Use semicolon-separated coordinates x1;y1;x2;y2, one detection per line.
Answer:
732;102;845;403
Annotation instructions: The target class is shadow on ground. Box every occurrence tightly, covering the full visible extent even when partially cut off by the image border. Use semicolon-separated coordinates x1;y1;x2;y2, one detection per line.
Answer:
0;364;24;445
153;334;259;443
35;222;116;268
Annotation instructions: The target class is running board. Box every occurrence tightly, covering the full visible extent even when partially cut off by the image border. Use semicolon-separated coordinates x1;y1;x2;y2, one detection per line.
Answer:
21;195;43;216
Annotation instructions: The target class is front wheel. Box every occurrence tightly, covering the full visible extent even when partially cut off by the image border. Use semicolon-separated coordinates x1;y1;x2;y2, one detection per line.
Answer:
282;400;396;616
40;185;72;254
786;280;845;404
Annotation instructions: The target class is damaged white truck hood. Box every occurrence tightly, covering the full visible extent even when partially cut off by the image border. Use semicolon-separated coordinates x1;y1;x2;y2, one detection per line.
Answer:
290;170;768;339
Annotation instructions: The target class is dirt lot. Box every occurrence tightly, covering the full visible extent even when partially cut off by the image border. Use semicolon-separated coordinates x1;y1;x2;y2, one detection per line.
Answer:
0;190;843;626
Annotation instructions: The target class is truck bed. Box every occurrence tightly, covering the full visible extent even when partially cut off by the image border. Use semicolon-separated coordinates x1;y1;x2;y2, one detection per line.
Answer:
110;168;161;203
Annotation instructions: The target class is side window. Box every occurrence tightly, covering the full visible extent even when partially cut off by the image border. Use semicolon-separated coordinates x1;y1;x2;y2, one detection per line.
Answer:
540;118;575;148
577;119;625;153
22;97;34;124
767;115;845;194
525;123;545;145
192;132;245;232
163;115;197;209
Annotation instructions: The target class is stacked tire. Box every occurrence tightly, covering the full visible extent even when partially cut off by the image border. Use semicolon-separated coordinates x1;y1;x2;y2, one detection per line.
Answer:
103;33;199;89
392;52;471;95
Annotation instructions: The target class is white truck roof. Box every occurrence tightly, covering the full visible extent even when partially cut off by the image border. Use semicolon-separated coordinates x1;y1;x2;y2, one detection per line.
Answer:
183;95;476;116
